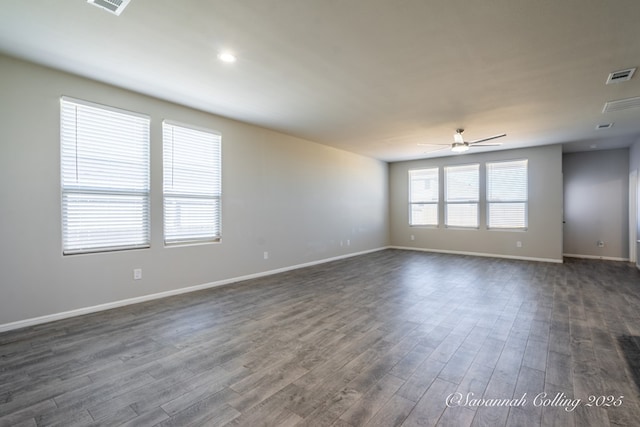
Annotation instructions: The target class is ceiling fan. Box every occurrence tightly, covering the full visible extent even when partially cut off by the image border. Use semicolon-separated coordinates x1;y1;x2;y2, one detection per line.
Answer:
420;129;506;153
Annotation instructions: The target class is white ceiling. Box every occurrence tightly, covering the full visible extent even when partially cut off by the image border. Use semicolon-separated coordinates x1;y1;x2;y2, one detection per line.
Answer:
1;0;639;162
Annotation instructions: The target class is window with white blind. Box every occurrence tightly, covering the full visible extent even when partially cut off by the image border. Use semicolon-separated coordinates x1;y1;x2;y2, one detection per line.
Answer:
163;121;222;245
445;163;479;228
486;159;528;229
409;168;439;226
60;97;150;255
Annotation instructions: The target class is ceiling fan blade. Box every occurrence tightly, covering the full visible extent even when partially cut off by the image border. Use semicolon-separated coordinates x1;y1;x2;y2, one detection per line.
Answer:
468;133;506;144
417;143;451;146
470;142;503;147
421;146;450;152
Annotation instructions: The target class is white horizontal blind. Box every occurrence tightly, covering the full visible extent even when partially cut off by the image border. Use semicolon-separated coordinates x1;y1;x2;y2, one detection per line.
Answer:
163;121;222;245
60;97;150;255
409;168;438;226
445;163;479;228
487;159;528;229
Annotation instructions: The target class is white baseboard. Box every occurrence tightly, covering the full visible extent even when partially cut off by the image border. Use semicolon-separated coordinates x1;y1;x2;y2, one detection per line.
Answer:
563;253;630;262
391;246;563;264
0;247;388;333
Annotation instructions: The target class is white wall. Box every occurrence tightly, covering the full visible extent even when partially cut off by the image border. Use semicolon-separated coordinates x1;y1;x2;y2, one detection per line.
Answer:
629;140;640;266
0;55;389;327
388;144;564;262
563;149;629;260
630;140;640;238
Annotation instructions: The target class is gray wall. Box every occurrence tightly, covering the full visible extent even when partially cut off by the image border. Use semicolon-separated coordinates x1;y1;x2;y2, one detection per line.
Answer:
389;144;564;261
563;149;629;260
0;55;389;326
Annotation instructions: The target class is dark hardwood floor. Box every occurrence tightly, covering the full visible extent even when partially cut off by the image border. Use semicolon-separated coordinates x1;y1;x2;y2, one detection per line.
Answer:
1;249;640;426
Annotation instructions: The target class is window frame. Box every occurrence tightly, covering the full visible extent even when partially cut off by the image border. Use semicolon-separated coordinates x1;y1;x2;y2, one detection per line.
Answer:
162;120;222;246
444;163;480;229
408;167;439;227
60;96;151;255
486;159;528;230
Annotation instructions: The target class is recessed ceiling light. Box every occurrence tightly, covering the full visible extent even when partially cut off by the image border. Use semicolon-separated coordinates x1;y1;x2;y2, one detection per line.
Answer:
218;52;237;63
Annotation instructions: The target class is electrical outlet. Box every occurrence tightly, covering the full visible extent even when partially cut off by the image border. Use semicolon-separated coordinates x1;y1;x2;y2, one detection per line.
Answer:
597;240;605;248
410;235;415;241
516;241;522;248
263;251;269;260
346;239;350;246
133;268;142;280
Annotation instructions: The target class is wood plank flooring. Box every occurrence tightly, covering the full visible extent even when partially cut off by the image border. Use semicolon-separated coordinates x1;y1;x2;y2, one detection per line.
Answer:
1;249;640;426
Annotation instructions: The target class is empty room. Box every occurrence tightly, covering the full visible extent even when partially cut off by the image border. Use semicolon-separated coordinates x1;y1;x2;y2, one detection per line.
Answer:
1;1;640;426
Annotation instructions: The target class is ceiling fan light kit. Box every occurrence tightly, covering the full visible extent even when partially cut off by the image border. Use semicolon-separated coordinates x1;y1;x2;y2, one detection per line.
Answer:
451;143;470;153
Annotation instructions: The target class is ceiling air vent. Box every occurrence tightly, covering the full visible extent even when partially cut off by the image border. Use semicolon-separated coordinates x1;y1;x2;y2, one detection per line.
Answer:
87;0;131;16
596;123;613;130
602;97;640;113
606;68;636;84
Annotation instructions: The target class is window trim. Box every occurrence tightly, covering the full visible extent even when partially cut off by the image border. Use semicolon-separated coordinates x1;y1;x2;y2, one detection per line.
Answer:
60;96;150;255
408;167;439;227
486;158;528;230
444;163;480;229
162;120;222;246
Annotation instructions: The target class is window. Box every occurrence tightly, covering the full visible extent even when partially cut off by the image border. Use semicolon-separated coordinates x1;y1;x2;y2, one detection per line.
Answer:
445;163;479;228
409;168;439;226
163;121;222;245
60;97;150;255
487;159;528;229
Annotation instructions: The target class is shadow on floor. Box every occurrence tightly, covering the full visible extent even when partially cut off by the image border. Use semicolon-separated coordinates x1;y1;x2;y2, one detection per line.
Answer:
617;335;640;394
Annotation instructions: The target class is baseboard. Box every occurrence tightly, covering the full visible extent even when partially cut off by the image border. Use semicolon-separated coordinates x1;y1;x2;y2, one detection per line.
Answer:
0;247;388;333
391;246;563;264
563;253;630;262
